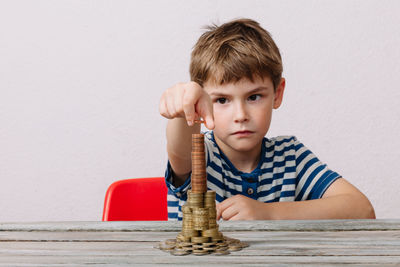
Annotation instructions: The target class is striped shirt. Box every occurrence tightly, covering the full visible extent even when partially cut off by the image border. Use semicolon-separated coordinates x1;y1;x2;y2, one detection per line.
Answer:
165;131;341;220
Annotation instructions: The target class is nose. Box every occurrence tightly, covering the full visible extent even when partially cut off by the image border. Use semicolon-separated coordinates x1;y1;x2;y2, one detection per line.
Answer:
233;101;248;123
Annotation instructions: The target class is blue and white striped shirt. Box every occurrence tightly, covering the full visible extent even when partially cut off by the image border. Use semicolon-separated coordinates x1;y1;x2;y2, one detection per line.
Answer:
165;131;341;220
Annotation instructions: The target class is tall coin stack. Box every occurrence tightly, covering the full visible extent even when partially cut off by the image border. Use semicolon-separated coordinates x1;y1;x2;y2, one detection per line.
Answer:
157;133;248;256
191;134;207;193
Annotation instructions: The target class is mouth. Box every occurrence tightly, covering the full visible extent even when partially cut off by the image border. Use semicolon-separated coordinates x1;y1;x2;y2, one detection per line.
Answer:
232;130;254;137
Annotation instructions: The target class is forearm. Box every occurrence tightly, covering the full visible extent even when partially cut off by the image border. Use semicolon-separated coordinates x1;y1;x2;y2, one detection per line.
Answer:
166;118;200;185
262;194;375;220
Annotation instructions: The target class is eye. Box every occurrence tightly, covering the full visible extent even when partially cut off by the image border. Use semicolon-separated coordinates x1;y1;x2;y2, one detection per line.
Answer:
216;98;228;104
248;94;261;101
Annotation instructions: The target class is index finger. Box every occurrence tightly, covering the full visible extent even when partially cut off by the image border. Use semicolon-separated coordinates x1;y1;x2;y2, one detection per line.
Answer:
196;96;214;130
182;82;203;126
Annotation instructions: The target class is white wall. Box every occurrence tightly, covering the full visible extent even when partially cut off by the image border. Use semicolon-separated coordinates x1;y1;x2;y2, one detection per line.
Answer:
1;0;399;221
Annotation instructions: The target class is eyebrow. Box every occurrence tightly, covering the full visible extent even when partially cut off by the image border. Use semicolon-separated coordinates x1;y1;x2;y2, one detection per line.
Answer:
247;86;270;94
208;86;270;97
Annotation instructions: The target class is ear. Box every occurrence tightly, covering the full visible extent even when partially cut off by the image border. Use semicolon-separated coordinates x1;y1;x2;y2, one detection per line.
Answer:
273;78;285;109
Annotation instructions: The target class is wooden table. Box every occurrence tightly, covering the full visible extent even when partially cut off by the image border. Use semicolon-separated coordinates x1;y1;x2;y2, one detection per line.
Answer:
1;220;400;266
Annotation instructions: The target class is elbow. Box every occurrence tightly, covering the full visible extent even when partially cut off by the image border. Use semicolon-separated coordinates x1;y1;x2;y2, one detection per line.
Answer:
351;190;376;219
365;202;376;219
347;193;376;219
359;197;376;219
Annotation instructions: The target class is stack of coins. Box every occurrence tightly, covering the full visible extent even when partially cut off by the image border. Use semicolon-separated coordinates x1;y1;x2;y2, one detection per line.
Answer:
157;133;247;256
193;207;209;231
204;191;217;229
191;134;207;193
181;205;194;239
186;190;203;208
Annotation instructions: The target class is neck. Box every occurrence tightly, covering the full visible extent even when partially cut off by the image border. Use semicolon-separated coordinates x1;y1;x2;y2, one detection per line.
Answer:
215;138;262;173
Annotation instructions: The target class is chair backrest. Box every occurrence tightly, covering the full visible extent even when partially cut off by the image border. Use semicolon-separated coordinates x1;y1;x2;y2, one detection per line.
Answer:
102;177;168;221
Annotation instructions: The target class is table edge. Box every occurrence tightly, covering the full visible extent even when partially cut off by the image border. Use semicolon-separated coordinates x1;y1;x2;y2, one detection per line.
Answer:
0;219;399;232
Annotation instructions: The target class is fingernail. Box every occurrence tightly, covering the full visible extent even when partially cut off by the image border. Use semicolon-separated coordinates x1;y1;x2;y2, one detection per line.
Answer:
187;120;193;126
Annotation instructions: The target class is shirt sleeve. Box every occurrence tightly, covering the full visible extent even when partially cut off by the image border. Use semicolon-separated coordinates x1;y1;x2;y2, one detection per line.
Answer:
294;138;341;200
164;161;192;220
164;161;191;197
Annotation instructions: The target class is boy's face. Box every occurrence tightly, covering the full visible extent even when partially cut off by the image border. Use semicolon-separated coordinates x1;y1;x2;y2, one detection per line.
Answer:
204;76;285;156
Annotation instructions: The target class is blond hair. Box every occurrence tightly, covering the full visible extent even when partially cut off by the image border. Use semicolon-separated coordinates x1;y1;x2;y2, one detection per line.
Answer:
190;18;282;90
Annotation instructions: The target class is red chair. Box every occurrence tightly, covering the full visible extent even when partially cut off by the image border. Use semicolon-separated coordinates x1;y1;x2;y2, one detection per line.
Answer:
102;177;168;221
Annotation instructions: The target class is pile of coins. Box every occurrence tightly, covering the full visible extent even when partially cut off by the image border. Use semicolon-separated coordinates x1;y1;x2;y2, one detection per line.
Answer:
179;190;220;240
156;235;249;256
156;133;248;256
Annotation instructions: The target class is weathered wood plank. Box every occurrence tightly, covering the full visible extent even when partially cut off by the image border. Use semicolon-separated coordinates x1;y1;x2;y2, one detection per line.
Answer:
1;230;400;243
0;254;399;266
1;219;399;232
1;221;399;266
1;230;399;259
1;239;400;256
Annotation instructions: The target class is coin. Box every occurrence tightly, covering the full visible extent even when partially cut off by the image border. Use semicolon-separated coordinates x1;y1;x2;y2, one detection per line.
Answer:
192;170;206;174
192;157;205;161
193;207;208;215
202;241;218;247
225;237;240;244
193;221;208;230
213;250;230;256
209;222;217;229
182;246;193;252
191;236;210;243
182;229;199;237
192;244;204;249
191;179;206;183
192;161;206;165
187;191;204;198
191;175;206;180
228;245;242;251
159;242;175;251
202;246;217;251
191;187;207;193
192;190;207;194
170;249;190;256
182;217;193;224
202;229;218;237
165;239;177;245
239;242;249;248
191;182;206;186
205;191;216;197
192;250;209;256
192;164;206;168
182;205;192;213
216;245;228;251
179;241;193;247
176;233;191;242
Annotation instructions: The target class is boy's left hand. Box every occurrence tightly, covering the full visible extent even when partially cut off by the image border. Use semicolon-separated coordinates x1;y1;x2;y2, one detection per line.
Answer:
216;195;265;220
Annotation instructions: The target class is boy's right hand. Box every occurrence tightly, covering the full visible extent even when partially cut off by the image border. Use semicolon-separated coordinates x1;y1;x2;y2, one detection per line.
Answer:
159;82;214;129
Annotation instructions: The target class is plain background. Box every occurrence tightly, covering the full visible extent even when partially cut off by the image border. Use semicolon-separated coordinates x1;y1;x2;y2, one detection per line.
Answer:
1;0;399;222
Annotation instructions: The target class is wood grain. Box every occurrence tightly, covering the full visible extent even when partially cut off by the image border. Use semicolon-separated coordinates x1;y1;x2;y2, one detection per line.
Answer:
0;220;399;266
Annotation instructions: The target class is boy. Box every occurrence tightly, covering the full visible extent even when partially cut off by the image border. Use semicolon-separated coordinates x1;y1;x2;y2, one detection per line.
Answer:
159;18;375;221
